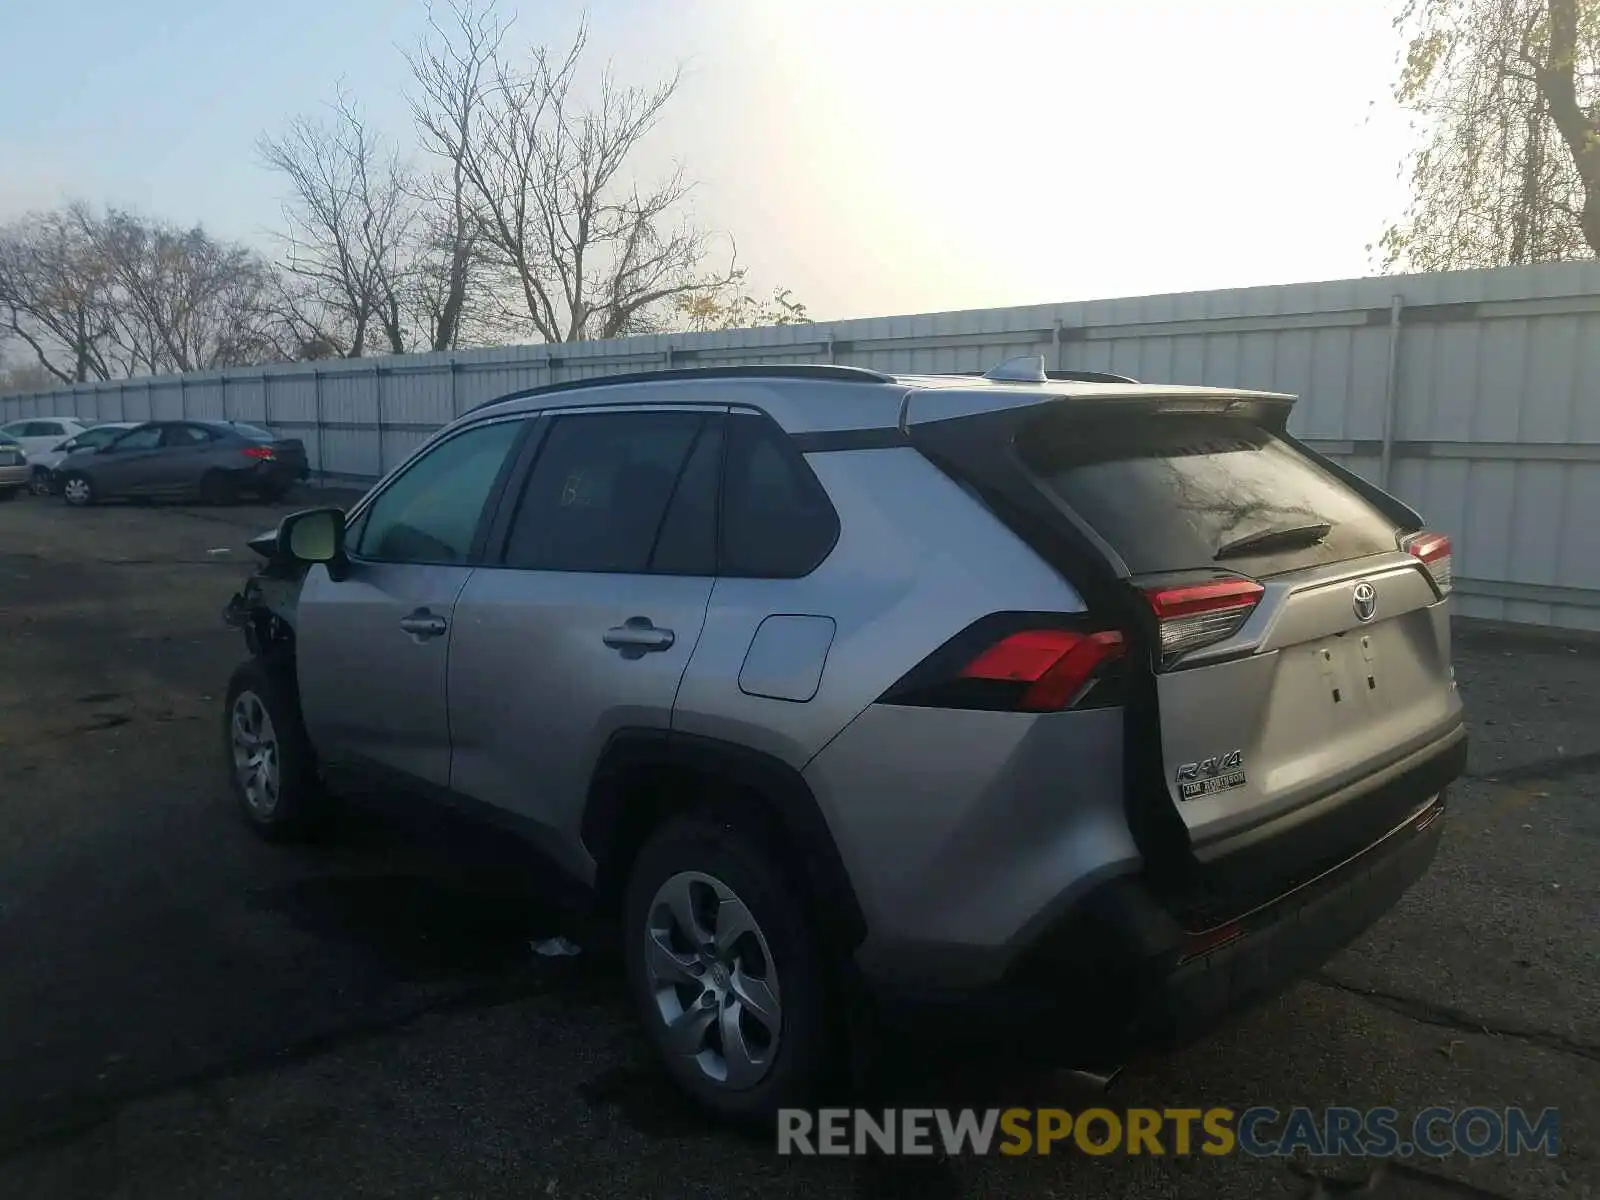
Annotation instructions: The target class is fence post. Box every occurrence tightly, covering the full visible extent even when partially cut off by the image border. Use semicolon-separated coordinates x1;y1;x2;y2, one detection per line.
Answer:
664;343;675;370
1378;294;1405;489
449;358;460;418
825;336;836;364
313;367;326;486
179;376;189;420
221;372;230;422
374;362;385;478
262;370;274;430
1052;318;1065;372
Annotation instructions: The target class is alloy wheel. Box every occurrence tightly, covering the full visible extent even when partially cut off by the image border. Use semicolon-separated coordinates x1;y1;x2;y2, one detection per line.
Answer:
230;690;280;816
642;870;783;1089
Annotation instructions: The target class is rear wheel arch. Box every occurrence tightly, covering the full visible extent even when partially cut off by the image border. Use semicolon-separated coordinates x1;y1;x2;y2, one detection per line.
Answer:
583;730;867;955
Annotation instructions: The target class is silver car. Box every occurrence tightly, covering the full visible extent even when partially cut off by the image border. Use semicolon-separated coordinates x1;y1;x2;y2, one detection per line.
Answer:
221;358;1466;1123
56;420;309;506
0;435;28;499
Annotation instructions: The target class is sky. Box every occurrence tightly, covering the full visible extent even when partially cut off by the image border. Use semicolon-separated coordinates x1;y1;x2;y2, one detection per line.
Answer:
0;0;1419;323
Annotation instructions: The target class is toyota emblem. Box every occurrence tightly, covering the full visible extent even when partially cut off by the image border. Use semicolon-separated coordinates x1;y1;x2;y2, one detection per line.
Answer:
1352;581;1378;622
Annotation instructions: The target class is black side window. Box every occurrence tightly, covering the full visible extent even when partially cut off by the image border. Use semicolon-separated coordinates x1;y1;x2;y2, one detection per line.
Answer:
650;422;723;575
112;426;164;451
720;415;839;577
162;425;211;448
355;418;525;564
502;411;705;573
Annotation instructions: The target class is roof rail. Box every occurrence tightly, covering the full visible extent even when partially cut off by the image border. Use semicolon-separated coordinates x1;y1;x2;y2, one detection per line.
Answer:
468;363;895;414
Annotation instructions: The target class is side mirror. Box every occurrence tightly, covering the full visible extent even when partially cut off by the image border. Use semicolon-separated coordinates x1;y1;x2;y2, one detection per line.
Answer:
277;507;348;577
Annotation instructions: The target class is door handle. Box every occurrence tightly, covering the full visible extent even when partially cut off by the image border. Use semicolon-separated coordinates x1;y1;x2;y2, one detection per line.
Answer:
399;608;448;640
603;616;675;656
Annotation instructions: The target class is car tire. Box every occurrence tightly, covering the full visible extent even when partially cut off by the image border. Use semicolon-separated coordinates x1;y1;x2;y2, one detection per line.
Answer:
223;658;325;841
29;469;52;497
623;813;839;1125
0;487;17;502
200;471;237;506
61;473;95;507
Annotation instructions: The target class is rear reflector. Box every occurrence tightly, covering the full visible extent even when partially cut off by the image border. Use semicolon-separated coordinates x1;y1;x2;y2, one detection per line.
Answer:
960;628;1126;711
1401;530;1452;596
1143;579;1264;663
242;445;276;461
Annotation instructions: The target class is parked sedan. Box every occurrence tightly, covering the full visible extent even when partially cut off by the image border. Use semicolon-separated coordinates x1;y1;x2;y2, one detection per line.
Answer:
0;434;28;500
56;420;310;507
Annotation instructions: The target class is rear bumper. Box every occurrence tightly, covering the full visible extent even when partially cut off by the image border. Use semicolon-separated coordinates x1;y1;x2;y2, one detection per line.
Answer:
868;742;1460;1066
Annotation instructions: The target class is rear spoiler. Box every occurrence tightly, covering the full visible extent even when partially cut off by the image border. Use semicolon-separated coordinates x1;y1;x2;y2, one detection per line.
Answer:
898;386;1297;432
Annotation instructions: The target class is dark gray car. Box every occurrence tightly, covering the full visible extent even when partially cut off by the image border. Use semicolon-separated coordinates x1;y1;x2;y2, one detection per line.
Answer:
57;420;309;507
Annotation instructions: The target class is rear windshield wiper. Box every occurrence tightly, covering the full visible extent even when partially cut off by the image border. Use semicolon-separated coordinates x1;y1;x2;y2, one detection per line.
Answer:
1214;522;1332;560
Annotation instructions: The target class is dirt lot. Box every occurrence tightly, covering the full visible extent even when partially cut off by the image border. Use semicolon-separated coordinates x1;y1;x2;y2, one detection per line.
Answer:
0;491;1594;1200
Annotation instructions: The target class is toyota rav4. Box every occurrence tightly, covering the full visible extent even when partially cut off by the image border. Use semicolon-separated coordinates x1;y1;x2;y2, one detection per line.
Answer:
221;357;1465;1123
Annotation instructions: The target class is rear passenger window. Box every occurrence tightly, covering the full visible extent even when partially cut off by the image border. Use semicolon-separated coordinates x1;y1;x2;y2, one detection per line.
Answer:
720;415;839;577
649;423;723;575
502;411;705;573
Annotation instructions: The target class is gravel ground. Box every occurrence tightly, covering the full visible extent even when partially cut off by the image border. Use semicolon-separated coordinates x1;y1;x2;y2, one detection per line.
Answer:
0;490;1594;1200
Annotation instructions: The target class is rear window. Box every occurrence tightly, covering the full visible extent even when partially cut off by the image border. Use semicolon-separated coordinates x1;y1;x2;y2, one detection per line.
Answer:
224;423;277;441
1017;414;1399;576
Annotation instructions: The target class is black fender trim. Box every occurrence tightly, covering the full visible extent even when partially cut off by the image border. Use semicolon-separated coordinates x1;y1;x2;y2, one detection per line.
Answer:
583;729;867;951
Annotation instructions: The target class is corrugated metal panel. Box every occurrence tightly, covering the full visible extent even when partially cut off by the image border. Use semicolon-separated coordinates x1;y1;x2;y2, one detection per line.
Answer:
4;262;1598;632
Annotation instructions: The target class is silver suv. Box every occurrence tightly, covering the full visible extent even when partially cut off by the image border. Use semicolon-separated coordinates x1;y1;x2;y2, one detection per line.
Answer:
222;358;1466;1122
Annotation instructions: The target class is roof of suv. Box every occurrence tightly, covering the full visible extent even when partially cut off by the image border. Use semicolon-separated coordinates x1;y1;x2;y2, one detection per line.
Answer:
465;362;1296;436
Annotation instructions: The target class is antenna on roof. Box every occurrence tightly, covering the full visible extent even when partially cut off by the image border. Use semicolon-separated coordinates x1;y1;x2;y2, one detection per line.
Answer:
981;354;1048;384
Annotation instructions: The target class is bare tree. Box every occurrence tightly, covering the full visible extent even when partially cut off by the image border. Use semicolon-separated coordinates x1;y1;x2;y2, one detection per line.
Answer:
259;90;420;357
1382;0;1600;268
0;205;121;383
408;0;736;344
90;208;279;372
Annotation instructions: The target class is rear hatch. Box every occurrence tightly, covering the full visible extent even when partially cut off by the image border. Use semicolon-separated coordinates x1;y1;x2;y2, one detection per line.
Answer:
907;388;1464;915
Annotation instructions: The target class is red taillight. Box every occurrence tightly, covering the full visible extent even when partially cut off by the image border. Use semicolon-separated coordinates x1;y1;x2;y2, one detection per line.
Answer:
1401;530;1453;596
1143;578;1264;662
242;445;276;461
959;628;1126;712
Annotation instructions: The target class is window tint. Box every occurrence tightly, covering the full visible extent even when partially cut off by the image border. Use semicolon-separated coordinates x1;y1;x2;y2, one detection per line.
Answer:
36;422;64;436
720;415;839;577
111;426;164;451
502;411;705;573
649;423;723;575
80;427;124;447
163;425;212;447
1017;413;1399;575
0;423;23;437
356;419;525;564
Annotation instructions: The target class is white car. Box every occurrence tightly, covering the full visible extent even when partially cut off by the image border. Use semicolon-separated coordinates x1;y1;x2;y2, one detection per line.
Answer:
28;421;141;494
0;417;90;467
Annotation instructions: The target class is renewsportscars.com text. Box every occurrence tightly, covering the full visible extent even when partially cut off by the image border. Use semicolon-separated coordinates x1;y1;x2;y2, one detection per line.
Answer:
776;1106;1560;1158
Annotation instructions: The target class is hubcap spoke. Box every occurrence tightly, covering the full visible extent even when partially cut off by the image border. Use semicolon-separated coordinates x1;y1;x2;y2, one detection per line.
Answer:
712;893;758;956
719;1001;764;1088
728;964;780;1032
661;875;711;947
662;1000;717;1056
645;928;701;988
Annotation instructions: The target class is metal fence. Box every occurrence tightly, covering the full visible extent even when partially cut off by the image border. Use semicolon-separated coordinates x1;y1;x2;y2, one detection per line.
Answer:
6;262;1600;632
